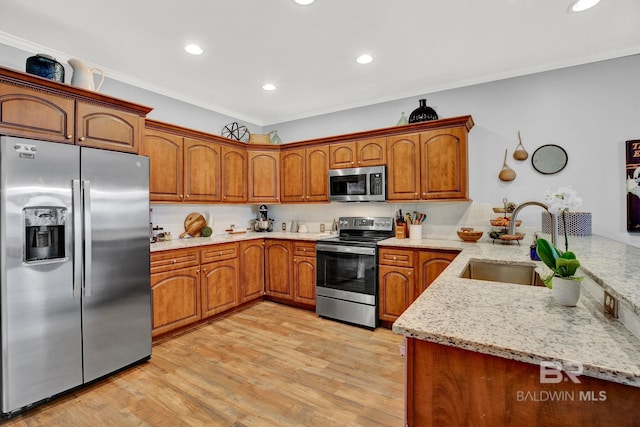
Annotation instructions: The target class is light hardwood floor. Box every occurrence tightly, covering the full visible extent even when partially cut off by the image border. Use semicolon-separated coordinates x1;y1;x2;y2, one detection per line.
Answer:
4;302;405;426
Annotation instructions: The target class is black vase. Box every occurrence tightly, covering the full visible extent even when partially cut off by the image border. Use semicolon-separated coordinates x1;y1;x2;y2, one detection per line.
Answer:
408;99;438;123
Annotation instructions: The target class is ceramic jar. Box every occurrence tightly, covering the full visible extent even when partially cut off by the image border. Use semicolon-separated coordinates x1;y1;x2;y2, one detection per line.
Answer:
552;277;581;306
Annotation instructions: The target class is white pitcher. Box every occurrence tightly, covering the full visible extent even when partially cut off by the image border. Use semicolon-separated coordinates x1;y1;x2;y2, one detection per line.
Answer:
68;58;104;91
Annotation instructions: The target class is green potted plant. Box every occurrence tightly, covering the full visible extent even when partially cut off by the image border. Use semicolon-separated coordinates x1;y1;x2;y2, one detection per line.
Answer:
536;186;583;306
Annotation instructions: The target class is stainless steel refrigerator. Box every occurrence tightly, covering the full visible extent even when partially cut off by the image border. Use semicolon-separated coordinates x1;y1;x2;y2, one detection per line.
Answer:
0;136;152;416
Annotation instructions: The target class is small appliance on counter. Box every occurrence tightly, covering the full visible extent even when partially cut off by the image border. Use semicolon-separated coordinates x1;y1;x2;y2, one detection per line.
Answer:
254;204;274;232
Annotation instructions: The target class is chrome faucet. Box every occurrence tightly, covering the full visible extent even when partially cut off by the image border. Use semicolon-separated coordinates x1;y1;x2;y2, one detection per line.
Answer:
508;200;558;247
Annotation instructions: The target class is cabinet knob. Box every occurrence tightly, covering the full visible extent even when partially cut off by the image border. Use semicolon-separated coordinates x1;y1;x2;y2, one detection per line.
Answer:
172;259;177;264
79;136;86;141
186;194;190;198
203;268;207;273
414;192;418;196
66;134;73;139
303;248;307;252
219;251;223;256
393;256;397;260
196;269;200;274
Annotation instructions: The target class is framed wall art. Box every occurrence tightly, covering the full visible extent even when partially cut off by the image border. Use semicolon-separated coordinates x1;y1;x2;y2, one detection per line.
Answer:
626;139;640;232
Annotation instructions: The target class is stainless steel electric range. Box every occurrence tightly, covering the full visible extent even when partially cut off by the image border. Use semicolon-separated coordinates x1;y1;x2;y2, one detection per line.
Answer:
315;217;394;329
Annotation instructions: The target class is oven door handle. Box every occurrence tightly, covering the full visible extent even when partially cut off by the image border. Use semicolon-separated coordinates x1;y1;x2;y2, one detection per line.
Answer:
316;244;376;256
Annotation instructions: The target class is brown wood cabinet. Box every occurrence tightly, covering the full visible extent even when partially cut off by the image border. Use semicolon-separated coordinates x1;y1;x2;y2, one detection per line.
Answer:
150;248;201;338
329;137;387;169
265;239;293;299
379;246;459;322
142;122;224;203
239;239;266;302
387;126;470;201
379;248;416;322
222;146;248;203
280;146;329;203
0;67;150;152
405;338;640;427
247;149;279;203
200;243;239;318
292;242;316;305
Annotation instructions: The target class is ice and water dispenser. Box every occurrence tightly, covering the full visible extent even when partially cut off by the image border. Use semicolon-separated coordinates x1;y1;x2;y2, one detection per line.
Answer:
24;207;66;263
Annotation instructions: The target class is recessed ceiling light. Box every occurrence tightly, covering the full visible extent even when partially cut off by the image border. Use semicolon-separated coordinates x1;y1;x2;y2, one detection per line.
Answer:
262;83;277;91
184;44;203;55
294;0;315;5
356;54;373;65
570;0;600;12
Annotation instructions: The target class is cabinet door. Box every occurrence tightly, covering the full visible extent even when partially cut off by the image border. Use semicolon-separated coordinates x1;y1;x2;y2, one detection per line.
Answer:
379;265;414;322
265;240;293;299
76;101;142;153
356;137;386;167
248;150;280;203
200;258;239;318
184;137;221;203
150;266;200;338
306;145;329;202
387;134;421;200
141;129;183;202
280;148;306;203
420;127;468;200
222;146;248;203
417;250;459;297
0;81;75;143
329;141;357;169
239;240;265;303
293;242;316;305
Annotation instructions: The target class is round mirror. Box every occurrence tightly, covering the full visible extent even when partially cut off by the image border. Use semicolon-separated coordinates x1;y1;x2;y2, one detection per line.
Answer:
531;144;568;175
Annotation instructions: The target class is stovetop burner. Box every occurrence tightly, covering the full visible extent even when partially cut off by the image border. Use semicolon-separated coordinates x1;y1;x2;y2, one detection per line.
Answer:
321;216;394;246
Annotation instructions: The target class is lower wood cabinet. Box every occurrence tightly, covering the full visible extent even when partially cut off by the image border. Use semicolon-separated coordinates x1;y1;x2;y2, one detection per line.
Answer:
379;247;459;323
150;248;201;338
265;239;316;307
200;243;239;318
239;239;266;302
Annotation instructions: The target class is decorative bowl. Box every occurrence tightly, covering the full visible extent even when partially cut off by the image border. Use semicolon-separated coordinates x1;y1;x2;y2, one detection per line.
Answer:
457;230;483;242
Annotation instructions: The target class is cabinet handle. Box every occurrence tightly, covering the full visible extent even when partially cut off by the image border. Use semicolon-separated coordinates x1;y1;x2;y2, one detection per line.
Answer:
196;269;200;274
66;134;73;139
79;136;86;141
393;256;397;260
219;251;223;256
186;194;190;198
414;192;418;196
203;268;207;273
303;248;307;252
172;259;177;264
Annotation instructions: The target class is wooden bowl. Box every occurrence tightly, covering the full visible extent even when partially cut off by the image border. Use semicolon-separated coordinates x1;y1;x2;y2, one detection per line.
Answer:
457;230;483;242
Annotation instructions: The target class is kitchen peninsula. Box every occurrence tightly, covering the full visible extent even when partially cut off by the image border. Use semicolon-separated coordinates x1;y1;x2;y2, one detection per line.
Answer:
391;235;640;427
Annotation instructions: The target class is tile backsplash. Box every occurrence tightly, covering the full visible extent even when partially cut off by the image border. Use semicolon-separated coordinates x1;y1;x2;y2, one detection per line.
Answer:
151;201;536;243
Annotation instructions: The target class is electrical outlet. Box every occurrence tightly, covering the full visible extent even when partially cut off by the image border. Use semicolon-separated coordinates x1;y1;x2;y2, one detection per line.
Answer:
604;291;618;318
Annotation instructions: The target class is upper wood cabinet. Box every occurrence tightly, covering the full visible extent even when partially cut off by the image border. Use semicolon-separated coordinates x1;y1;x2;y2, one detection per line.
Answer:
280;146;329;203
141;129;183;202
222;146;248;203
0;67;151;152
247;149;279;203
387;125;470;201
419;127;468;200
184;137;222;203
329;137;387;169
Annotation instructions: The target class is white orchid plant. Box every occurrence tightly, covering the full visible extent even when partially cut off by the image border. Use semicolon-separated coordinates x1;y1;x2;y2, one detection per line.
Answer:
536;186;584;287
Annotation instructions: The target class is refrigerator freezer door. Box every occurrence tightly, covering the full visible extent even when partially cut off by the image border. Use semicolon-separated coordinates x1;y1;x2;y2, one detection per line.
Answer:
80;148;151;382
1;137;83;414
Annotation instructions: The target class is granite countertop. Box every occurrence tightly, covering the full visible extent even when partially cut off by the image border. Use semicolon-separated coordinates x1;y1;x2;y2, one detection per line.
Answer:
388;235;640;388
150;231;335;252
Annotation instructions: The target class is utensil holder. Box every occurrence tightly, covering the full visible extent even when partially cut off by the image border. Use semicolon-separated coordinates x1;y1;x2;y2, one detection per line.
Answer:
395;223;407;239
409;224;422;240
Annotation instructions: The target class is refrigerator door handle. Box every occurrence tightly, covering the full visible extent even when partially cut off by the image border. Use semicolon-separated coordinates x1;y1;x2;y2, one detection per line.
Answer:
72;179;83;299
82;180;92;297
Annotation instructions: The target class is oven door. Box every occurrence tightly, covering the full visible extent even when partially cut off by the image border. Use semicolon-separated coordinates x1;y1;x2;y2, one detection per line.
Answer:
316;244;377;305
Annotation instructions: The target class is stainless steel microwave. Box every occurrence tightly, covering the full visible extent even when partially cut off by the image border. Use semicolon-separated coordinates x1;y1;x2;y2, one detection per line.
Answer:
328;165;386;202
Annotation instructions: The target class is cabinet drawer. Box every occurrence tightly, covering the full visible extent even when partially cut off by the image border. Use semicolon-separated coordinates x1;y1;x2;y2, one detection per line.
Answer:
379;247;415;267
201;242;238;263
293;241;316;257
151;248;200;274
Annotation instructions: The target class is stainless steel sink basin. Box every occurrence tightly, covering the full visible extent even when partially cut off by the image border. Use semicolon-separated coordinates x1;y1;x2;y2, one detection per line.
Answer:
460;260;545;286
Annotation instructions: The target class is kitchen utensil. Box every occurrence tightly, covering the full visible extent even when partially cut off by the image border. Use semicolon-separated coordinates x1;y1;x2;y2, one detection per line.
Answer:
26;54;65;82
180;212;207;238
498;149;516;182
68;58;104;91
513;131;528;161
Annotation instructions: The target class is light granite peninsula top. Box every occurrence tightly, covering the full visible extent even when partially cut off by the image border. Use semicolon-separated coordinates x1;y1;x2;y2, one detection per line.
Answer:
388;234;640;388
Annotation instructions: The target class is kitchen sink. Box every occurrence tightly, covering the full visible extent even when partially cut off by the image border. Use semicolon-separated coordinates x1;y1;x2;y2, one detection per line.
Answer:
460;260;545;287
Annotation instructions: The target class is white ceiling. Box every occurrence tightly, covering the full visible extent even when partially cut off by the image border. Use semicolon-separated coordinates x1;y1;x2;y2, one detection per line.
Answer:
1;0;640;126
